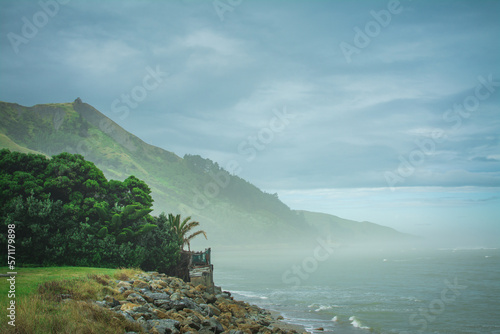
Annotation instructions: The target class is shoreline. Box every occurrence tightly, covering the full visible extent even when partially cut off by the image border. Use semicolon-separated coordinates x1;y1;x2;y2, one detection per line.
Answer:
95;271;310;333
268;310;310;334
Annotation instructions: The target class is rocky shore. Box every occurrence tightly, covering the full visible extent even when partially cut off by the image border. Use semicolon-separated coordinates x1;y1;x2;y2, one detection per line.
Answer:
93;271;308;334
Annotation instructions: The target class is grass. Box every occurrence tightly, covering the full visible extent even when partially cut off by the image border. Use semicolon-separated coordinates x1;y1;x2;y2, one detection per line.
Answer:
0;266;145;333
0;133;45;156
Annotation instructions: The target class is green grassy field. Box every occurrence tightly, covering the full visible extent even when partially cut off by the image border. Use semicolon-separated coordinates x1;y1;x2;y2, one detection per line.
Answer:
0;266;118;303
0;266;144;333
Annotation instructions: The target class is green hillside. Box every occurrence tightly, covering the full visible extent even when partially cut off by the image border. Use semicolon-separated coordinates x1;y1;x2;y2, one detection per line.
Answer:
0;99;413;246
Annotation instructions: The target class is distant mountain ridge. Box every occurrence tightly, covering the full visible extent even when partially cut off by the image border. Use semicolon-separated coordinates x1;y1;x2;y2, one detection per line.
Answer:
0;99;414;246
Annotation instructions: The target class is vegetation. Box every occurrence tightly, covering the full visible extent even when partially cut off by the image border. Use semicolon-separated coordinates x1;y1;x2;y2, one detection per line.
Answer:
0;149;180;272
0;267;144;333
168;213;207;251
0;100;309;246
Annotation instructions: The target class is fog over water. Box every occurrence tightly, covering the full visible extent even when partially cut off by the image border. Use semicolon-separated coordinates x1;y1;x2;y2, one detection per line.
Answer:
212;244;500;333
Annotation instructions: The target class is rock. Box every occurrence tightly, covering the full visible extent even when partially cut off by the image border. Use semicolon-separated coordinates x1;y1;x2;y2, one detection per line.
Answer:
202;317;225;334
203;292;217;304
89;271;302;334
151;308;170;319
170;292;183;301
206;303;221;316
315;327;324;331
154;299;173;309
228;330;245;334
259;318;271;327
104;295;121;308
132;280;150;289
216;292;231;300
117;281;132;289
238;322;262;334
171;298;202;312
117;310;136;323
121;303;142;312
147;319;180;334
194;297;205;305
143;292;170;303
185;316;202;330
126;293;147;305
277;315;284;320
217;301;246;318
95;301;107;308
136;316;149;331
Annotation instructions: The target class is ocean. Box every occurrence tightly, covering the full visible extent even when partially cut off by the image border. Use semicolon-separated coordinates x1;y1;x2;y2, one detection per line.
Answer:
212;247;500;334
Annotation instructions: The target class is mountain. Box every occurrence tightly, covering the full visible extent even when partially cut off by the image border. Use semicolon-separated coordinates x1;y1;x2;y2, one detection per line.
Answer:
0;99;414;246
298;210;417;244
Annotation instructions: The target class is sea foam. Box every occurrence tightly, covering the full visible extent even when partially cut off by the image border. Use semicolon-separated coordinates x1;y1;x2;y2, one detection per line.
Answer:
349;316;370;330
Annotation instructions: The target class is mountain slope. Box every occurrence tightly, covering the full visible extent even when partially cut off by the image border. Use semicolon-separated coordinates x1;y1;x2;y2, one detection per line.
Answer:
0;99;413;246
298;210;416;244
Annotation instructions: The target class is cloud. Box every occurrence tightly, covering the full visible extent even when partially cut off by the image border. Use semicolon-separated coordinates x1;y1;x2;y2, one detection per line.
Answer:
0;0;498;194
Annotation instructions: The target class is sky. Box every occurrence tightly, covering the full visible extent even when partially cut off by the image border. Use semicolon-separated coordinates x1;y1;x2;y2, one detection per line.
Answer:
1;0;499;246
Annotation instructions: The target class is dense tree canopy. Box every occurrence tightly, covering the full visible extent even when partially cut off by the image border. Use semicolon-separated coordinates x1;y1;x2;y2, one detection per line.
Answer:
0;149;179;271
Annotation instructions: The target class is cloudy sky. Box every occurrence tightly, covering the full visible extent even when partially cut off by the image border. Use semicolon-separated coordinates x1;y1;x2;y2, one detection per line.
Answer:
1;0;499;246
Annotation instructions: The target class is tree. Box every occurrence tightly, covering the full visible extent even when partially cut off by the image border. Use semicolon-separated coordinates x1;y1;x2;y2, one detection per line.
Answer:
95;204;155;243
0;149;179;271
137;213;180;273
168;214;207;251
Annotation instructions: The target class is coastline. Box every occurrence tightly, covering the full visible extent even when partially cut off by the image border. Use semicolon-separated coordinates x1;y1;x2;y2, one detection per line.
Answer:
94;271;309;333
268;310;310;334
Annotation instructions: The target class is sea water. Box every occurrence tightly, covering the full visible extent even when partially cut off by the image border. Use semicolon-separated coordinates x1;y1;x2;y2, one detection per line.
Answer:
213;247;500;334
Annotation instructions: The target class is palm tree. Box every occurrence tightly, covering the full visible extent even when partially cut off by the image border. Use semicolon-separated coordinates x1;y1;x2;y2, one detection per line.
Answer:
168;214;207;251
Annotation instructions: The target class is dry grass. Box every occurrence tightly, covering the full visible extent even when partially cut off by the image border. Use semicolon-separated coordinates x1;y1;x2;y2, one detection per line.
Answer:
3;294;144;334
0;267;145;333
113;267;142;281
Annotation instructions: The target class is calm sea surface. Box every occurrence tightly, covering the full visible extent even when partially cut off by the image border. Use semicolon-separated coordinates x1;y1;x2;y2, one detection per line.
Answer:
213;247;500;334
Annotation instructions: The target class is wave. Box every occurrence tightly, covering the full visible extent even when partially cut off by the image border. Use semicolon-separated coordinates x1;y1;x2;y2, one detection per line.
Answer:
349;316;370;330
438;247;498;251
231;290;269;300
307;304;340;312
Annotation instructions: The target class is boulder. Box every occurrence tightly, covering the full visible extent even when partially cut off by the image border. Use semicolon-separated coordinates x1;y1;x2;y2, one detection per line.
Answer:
121;303;142;312
132;280;150;289
170;292;183;301
126;293;147;305
143;292;170;303
202;317;225;334
154;299;173;310
206;304;221;316
147;319;180;334
117;281;132;289
104;295;121;308
203;292;217;304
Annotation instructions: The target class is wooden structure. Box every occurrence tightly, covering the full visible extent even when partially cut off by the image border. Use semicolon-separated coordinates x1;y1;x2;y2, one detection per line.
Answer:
186;248;214;287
